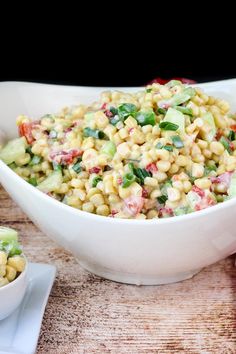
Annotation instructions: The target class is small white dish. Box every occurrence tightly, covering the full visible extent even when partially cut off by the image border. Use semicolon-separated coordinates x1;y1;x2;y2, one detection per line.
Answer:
0;257;28;321
0;262;56;354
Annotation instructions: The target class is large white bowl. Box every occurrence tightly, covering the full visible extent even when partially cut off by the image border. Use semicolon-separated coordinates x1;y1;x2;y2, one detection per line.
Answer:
0;257;28;320
0;81;236;285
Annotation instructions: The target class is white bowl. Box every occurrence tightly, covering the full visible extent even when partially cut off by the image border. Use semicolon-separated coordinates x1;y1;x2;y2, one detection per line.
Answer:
0;81;236;285
0;257;28;320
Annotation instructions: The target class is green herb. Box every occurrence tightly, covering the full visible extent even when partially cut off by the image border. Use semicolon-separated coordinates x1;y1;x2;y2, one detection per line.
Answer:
28;177;38;186
26;146;33;156
122;173;136;188
128;163;151;185
29;155;42;166
72;162;82;173
174;106;193;116
171;135;184;148
159;121;179;131
163;145;173;152
92;176;102;187
157;195;168;204
109;106;118;115
0;240;22;257
228;130;236;141
110;115;121;126
220;136;231;153
146;88;152;93
117;103;138;120
83;127;107;139
135;110;156;126
52;162;62;171
157;107;167;115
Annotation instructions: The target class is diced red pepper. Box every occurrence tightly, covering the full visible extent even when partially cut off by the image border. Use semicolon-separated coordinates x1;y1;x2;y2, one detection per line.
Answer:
142;188;149;198
192;185;205;198
159;207;174;217
117;177;123;185
195;196;216;211
104;110;113;118
101;103;107;110
110;210;118;217
50;149;83;165
211;172;232;187
89;166;101;174
146;163;158;173
147;77;197;85
18;122;36;144
230;124;236;132
215;129;224;141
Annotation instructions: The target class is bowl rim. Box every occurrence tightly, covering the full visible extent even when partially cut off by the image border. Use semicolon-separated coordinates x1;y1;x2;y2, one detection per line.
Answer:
1;159;236;225
0;254;28;292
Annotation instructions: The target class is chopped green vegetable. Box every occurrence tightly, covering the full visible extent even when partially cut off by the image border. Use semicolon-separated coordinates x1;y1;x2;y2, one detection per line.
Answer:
174;106;193;116
157;195;168;204
228;130;235;141
117;103;138;120
135;110;156;126
201;112;216;142
160;180;172;196
29;155;42;166
72;161;82;173
109;106;118;115
52;162;62;171
128;163;151;185
220;136;232;153
159;121;179;131
37;170;63;193
122;173;136;188
28;177;38;186
0;240;22;257
156;142;163;149
101;141;116;158
163;108;185;134
26;146;33;156
171;135;184;149
0;227;18;242
157;108;167;115
204;165;217;176
158;87;195;108
163;145;174;152
228;172;236;197
0;137;27;165
146;88;152;93
92;176;102;187
110;115;121;126
83;127;107;139
165;80;182;88
174;206;191;216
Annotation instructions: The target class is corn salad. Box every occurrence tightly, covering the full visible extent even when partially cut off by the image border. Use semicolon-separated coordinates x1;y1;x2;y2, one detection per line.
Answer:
1;80;236;219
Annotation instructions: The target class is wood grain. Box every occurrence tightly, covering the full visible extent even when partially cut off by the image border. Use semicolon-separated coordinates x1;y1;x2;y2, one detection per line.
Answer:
0;185;236;354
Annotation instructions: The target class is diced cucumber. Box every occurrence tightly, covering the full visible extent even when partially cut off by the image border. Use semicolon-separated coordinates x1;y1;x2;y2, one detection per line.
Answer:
37;170;63;193
158;87;195;109
165;80;182;88
174;206;192;216
0;227;18;242
101;141;116;158
163;108;185;134
201;112;216;142
0;137;27;165
228;172;236;198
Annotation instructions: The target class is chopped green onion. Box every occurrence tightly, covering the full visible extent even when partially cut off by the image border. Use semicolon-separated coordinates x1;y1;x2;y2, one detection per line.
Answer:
157;195;168;204
109;106;118;115
122;173;136;188
0;240;22;257
220;136;231;153
228;130;236;141
171;135;184;148
110;115;121;126
135;110;156;126
92;176;102;187
28;177;38;186
72;162;82;173
128;163;151;185
117;103;138;120
29;155;42;166
52;162;62;171
146;88;152;93
157;107;167;115
26;146;33;156
159;121;179;131
174;106;193;116
163;145;174;152
83;127;107;139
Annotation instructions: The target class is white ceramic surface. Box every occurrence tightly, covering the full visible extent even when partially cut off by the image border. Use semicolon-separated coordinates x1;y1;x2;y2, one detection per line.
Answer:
0;262;56;354
0;258;28;321
0;80;236;285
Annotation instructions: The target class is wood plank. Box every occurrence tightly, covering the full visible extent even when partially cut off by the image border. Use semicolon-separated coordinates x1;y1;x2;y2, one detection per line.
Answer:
0;186;235;353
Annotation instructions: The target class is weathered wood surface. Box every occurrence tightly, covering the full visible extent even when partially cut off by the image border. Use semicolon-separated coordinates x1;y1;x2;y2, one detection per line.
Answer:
0;185;236;354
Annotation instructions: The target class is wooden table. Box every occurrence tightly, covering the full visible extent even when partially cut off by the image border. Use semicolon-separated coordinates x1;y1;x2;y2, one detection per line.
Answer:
1;186;236;354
